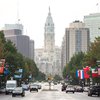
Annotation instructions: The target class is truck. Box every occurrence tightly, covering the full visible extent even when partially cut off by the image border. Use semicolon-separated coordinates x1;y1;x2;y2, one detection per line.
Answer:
5;80;17;95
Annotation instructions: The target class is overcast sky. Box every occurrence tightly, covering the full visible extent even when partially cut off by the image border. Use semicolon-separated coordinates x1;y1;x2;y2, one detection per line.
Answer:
0;0;99;48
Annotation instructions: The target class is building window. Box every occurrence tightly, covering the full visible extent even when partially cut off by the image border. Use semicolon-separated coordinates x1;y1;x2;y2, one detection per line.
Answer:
48;23;50;26
75;30;81;53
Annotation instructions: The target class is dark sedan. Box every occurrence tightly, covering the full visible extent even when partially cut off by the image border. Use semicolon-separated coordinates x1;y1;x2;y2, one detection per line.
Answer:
88;85;100;96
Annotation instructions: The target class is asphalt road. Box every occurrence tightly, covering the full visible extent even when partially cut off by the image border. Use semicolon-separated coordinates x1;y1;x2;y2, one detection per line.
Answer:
0;83;100;100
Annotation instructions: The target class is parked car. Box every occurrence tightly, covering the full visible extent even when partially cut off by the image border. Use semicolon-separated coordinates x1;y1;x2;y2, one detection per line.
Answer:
61;84;67;91
22;84;29;91
0;86;6;93
5;80;17;95
83;86;89;92
30;84;38;92
33;83;42;89
12;87;25;97
88;85;100;96
37;84;42;89
66;85;75;93
75;86;84;92
53;82;57;85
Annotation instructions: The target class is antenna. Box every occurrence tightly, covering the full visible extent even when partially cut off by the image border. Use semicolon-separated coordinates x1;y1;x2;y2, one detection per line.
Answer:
48;6;51;15
96;0;100;13
49;6;50;13
17;0;20;23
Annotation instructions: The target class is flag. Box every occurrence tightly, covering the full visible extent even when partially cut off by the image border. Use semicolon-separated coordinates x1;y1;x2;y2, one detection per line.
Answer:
0;60;5;74
0;67;4;74
79;70;84;79
98;68;100;76
14;74;22;79
66;74;68;80
83;66;90;79
4;68;10;75
76;70;79;78
91;68;98;77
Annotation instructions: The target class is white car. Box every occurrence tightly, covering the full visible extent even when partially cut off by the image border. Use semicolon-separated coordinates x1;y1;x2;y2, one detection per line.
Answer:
12;87;25;97
66;85;75;93
5;80;17;94
30;84;38;92
83;86;89;92
22;84;29;91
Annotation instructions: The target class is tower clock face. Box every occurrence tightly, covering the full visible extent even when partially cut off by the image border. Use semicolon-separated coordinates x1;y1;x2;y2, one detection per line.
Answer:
46;27;53;32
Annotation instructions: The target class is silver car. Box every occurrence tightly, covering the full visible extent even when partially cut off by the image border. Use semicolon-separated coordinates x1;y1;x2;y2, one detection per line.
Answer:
12;87;25;97
66;85;75;93
30;84;38;92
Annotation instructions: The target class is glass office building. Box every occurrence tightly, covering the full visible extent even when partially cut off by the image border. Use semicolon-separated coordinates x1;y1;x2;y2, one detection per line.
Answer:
84;13;100;42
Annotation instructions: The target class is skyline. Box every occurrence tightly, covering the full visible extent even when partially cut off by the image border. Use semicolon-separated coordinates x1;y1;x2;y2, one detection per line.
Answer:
0;0;100;48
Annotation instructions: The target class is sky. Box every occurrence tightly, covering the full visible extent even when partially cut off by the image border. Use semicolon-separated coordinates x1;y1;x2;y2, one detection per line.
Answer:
0;0;99;48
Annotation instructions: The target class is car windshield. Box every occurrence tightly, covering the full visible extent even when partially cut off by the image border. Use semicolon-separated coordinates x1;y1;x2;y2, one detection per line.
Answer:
30;84;38;87
67;85;74;88
6;84;16;88
15;87;22;90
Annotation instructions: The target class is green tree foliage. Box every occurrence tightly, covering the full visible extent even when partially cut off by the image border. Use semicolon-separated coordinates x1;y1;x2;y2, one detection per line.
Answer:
24;58;39;78
15;53;24;68
0;31;6;43
3;40;18;78
63;52;85;83
62;37;100;85
85;37;100;84
53;74;62;81
35;71;46;81
0;31;6;58
68;52;85;74
90;37;100;59
0;38;4;58
62;64;68;78
85;37;100;67
4;40;17;54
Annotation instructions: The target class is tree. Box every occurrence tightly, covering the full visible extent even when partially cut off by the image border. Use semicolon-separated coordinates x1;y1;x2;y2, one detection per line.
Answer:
85;37;100;84
62;52;85;84
62;64;69;78
84;37;100;67
0;31;6;58
0;31;44;83
23;58;39;80
53;74;62;81
35;71;46;81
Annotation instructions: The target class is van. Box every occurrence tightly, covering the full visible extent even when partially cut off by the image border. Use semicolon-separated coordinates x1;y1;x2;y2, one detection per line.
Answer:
5;80;17;94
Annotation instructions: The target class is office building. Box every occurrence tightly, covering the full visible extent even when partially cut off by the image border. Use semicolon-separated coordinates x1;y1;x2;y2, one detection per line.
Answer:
61;20;90;69
84;13;100;42
2;24;33;59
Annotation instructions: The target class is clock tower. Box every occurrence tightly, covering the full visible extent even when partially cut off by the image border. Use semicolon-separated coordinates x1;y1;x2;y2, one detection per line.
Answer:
44;7;55;52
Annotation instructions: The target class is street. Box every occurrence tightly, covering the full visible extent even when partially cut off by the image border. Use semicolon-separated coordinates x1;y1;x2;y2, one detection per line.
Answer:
0;83;100;100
